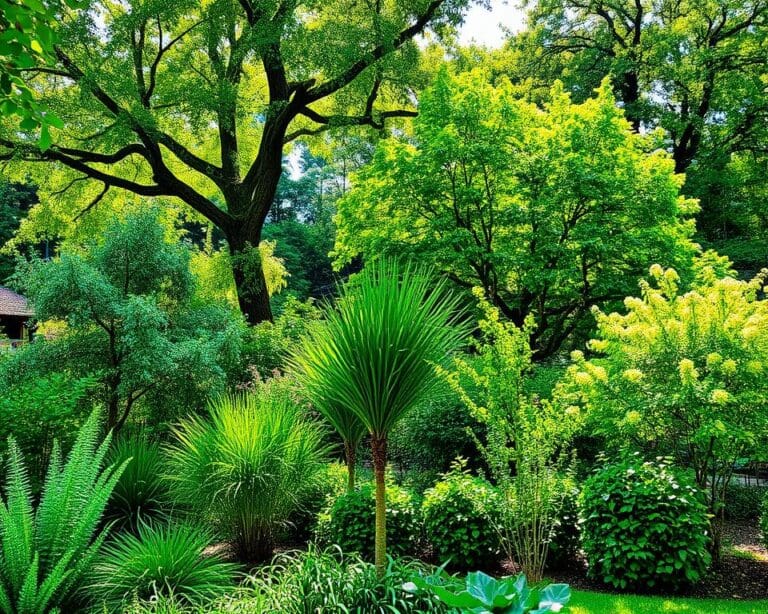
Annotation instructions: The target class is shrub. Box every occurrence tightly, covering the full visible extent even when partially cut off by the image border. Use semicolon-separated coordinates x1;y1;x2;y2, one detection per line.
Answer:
165;381;330;561
0;372;95;488
317;482;421;559
580;455;711;591
388;384;480;475
422;461;499;569
90;522;238;611
0;411;126;613
723;484;768;521
104;434;170;532
546;479;581;570
283;462;348;543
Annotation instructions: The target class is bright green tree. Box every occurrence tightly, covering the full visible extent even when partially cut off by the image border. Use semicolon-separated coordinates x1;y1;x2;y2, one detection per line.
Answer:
0;0;476;324
290;260;467;576
334;69;697;357
3;209;242;430
517;1;768;241
563;261;768;557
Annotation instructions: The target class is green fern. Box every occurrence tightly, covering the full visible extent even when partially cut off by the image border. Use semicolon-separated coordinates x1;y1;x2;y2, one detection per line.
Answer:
0;412;126;614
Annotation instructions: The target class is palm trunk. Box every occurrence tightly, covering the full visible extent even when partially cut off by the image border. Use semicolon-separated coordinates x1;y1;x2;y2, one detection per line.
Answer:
371;434;388;578
344;439;357;492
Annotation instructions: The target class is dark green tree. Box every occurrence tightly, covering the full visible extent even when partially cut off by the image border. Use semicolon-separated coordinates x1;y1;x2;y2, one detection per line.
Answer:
4;209;243;430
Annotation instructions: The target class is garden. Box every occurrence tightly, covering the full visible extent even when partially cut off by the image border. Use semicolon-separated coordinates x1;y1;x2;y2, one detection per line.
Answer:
1;1;768;613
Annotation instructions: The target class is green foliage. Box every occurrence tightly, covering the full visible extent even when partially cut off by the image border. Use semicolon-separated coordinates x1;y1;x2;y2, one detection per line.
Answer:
565;263;768;553
165;380;331;562
389;381;481;476
245;547;445;614
335;68;697;356
580;455;711;592
290;258;468;575
522;1;768;243
282;461;349;544
7;209;244;430
421;460;499;570
90;522;237;612
546;479;581;571
0;411;126;613
406;570;571;614
0;180;37;282
238;297;321;380
723;484;768;521
104;434;170;533
317;483;422;560
0;0;85;140
443;293;581;581
0;372;95;488
761;492;768;550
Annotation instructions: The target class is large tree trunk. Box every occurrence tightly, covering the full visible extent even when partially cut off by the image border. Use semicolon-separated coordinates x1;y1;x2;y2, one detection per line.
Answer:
226;226;274;324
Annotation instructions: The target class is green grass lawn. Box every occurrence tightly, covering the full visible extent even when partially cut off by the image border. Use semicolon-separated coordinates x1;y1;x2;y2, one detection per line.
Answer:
570;590;768;613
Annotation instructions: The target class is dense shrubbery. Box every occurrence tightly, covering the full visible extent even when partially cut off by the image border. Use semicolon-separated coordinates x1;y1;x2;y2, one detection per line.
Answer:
90;522;237;612
546;478;581;570
317;482;421;559
283;461;348;543
165;381;331;561
580;455;711;591
724;484;768;521
421;461;499;569
761;493;768;549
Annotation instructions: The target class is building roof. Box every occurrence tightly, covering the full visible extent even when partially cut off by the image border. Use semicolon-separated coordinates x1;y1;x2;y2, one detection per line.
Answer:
0;287;34;317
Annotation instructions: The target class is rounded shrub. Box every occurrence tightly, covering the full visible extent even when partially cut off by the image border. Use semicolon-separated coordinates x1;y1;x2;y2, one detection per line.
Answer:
284;461;349;543
317;482;421;559
724;483;768;521
421;461;499;569
90;522;238;611
580;455;711;591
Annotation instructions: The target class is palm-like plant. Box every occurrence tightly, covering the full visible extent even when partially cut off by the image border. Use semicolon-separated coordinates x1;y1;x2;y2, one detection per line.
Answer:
290;259;467;576
0;412;126;614
165;379;332;562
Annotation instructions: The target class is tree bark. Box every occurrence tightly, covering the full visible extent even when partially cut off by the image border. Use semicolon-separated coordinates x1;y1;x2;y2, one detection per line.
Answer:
226;227;274;324
371;434;388;579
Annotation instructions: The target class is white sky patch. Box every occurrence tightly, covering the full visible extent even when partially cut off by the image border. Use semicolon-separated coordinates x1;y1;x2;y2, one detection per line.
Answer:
459;1;527;48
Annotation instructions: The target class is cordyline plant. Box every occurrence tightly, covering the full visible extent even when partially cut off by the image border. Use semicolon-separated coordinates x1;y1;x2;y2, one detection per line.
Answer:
290;259;468;576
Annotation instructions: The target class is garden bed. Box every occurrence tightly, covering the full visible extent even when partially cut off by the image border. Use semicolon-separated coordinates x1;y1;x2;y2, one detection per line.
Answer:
549;519;768;601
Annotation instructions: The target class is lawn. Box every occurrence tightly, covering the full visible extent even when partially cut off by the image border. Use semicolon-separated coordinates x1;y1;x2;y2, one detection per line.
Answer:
571;590;768;614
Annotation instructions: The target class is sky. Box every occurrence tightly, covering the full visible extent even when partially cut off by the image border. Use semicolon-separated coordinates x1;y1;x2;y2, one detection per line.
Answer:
459;1;527;48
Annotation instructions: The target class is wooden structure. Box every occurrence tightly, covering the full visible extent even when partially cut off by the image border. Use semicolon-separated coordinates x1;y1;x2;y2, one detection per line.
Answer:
0;287;34;348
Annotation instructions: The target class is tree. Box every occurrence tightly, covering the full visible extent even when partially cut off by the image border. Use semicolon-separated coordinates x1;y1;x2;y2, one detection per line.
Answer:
517;1;768;239
563;260;768;558
3;209;243;430
0;0;475;324
334;70;697;357
289;260;467;576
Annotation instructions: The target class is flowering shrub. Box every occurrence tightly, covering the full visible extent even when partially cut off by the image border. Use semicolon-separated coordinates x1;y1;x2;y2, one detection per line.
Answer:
563;262;768;555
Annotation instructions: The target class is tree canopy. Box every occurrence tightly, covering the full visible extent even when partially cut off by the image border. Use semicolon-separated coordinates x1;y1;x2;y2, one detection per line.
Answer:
0;0;476;324
334;69;698;356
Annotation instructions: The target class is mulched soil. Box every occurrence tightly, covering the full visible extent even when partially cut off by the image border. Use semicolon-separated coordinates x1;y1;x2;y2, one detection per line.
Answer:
545;519;768;600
